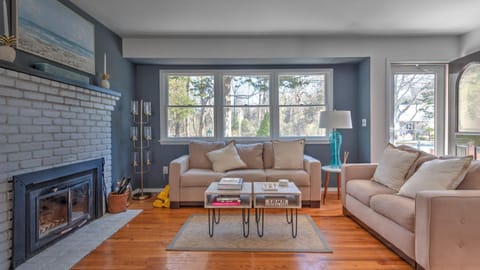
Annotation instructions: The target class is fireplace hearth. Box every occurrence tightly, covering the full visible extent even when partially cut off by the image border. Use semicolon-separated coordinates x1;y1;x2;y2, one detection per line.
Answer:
12;159;105;268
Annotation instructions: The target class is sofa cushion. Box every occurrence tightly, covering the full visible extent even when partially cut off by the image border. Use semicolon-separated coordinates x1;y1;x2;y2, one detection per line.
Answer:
273;139;305;169
189;141;226;169
370;194;415;232
398;156;473;198
206;143;247;172
235;143;264;169
372;144;420;191
396;144;437;179
263;142;274;169
346;179;396;206
457;160;480;190
265;169;310;186
181;169;224;187
225;169;266;182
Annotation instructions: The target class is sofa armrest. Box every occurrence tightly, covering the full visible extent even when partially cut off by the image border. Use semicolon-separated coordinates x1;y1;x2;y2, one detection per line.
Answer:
168;155;190;207
415;190;480;270
304;155;321;206
341;163;377;205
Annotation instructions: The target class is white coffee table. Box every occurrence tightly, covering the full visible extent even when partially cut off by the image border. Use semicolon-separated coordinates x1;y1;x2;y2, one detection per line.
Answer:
204;182;253;237
252;182;302;238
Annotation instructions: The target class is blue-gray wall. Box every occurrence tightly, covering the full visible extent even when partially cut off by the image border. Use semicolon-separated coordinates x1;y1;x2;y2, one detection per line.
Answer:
135;63;370;188
357;59;371;162
1;0;135;189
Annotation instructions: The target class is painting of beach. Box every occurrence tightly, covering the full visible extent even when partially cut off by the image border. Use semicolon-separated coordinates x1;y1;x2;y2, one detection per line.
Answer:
16;0;95;74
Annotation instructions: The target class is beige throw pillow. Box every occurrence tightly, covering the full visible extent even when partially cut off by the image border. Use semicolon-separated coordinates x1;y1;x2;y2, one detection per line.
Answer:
272;139;305;170
398;156;473;198
189;141;225;169
372;144;420;191
206;143;247;172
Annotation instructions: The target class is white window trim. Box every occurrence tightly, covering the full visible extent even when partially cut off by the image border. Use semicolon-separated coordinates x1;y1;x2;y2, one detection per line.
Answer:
159;69;334;144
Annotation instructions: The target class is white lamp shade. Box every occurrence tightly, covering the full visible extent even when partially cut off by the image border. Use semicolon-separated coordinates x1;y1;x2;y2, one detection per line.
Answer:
319;110;352;129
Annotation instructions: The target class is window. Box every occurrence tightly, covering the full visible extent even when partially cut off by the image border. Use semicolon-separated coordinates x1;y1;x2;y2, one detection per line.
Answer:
388;64;446;155
161;69;333;143
457;62;480;133
278;73;328;137
223;74;270;138
166;74;215;138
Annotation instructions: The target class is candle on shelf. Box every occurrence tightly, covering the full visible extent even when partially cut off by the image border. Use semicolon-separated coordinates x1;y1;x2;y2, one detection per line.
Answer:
3;0;9;36
144;126;152;141
143;101;151;116
103;53;107;74
132;152;138;167
131;100;138;115
145;150;151;165
130;126;138;141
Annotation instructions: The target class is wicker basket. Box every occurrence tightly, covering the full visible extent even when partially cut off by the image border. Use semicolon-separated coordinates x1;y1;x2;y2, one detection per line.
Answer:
108;192;128;213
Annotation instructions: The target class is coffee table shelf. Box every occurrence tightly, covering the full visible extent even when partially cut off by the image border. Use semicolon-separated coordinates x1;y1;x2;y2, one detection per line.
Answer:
204;182;252;238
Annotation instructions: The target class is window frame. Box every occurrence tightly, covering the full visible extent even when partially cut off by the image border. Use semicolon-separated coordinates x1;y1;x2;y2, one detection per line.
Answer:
160;69;333;144
387;62;447;155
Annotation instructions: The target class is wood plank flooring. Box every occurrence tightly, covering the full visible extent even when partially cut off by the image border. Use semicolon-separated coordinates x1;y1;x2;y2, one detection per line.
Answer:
72;193;412;270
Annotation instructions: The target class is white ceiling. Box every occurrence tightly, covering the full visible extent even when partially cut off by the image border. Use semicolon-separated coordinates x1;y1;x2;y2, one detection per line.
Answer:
71;0;480;37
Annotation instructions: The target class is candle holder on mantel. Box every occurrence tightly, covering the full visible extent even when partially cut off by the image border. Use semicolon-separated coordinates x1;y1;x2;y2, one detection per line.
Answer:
100;73;110;89
131;99;153;200
0;35;16;62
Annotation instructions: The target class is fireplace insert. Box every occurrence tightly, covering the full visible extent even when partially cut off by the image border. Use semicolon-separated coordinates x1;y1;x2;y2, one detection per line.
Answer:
13;158;104;268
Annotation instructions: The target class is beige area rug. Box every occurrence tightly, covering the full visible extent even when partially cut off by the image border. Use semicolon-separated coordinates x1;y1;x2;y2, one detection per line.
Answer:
167;214;332;253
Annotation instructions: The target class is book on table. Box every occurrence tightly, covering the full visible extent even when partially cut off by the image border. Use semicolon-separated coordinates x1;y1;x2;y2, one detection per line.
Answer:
217;177;243;190
211;195;241;206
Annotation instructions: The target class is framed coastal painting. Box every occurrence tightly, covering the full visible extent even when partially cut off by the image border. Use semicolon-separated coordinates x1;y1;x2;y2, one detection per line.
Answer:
13;0;95;74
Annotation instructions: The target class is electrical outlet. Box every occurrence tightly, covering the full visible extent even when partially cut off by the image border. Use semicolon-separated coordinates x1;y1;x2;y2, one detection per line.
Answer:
163;166;168;174
361;118;367;127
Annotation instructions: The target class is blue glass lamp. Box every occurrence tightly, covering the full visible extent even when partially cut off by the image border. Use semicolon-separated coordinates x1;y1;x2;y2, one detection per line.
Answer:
319;110;352;168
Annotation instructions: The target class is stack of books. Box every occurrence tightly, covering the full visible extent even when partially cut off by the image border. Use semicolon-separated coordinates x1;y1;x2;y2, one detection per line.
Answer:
211;195;241;206
217;177;243;190
265;196;289;207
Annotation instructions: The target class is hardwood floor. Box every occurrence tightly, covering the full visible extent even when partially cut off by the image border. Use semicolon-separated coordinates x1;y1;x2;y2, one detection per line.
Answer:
72;193;412;270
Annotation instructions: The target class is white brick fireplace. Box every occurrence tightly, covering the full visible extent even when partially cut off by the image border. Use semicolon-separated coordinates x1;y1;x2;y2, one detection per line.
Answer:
0;66;120;270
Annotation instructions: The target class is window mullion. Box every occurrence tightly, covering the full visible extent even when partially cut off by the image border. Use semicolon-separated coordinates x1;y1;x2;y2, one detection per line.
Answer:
215;71;223;140
271;73;279;139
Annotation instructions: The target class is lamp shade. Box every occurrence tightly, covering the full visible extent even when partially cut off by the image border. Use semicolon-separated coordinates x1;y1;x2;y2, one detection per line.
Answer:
319;110;352;129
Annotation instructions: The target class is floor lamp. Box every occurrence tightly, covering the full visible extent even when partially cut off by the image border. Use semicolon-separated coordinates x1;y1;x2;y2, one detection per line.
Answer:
319;110;352;168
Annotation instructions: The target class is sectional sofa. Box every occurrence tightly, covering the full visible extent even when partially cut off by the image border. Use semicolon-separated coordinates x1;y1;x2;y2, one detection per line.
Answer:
169;140;321;208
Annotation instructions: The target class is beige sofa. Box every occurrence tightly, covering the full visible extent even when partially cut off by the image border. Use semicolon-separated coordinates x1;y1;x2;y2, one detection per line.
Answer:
342;159;480;270
169;141;321;208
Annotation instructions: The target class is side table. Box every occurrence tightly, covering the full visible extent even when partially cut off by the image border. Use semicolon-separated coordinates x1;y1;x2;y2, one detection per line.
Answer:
321;165;341;205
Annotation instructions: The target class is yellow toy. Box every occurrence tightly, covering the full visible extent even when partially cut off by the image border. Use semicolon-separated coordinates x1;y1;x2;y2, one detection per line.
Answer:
153;184;170;208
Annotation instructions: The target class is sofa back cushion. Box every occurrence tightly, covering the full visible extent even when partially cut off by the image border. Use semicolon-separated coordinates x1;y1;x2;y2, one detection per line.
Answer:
189;141;225;169
457;160;480;190
263;142;274;169
235;143;264;169
272;139;305;169
396;144;437;179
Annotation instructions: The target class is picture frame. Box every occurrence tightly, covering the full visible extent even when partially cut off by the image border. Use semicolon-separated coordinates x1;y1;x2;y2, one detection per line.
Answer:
13;0;95;75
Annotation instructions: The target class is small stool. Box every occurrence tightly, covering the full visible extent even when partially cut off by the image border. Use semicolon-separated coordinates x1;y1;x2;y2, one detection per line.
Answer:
321;165;341;205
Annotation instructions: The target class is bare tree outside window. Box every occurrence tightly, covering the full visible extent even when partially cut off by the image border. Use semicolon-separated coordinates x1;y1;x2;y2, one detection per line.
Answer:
392;73;435;153
458;63;480;132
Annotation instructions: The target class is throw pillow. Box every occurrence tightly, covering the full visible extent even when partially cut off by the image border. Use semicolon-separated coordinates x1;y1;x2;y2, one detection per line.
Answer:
372;144;420;191
189;141;225;169
206;143;247;172
396;144;437;179
234;142;264;169
272;139;305;170
398;156;473;198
